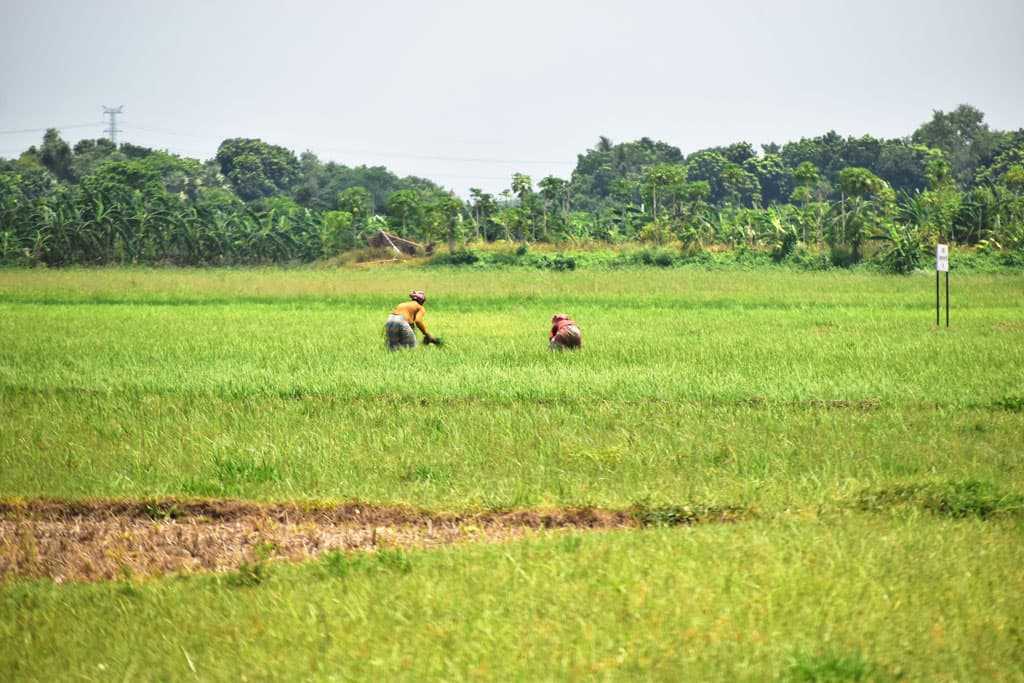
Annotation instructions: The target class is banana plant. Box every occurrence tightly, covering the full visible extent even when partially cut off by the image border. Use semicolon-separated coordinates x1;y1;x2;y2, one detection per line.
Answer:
870;220;924;274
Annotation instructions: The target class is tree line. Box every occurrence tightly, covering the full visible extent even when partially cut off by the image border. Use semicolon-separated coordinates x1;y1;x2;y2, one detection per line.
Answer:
1;104;1022;271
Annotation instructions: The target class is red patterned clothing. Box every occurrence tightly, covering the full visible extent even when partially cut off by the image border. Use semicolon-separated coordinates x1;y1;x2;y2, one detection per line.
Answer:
549;318;582;350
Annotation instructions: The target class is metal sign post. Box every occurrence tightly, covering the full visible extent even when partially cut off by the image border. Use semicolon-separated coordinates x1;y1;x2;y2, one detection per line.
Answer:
936;244;949;327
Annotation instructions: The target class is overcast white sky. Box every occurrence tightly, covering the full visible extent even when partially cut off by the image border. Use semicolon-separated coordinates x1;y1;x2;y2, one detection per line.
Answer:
2;0;1022;198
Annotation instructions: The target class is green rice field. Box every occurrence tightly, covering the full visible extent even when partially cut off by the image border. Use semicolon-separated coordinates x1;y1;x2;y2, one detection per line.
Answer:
1;265;1023;680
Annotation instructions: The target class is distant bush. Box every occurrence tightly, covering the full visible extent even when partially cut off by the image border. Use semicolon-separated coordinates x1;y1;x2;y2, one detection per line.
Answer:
783;243;834;271
424;244;1022;272
631;247;678;267
429;247;611;270
941;248;1024;272
433;249;480;266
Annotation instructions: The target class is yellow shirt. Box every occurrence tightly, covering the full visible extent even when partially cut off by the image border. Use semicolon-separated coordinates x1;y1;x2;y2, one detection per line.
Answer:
390;300;432;337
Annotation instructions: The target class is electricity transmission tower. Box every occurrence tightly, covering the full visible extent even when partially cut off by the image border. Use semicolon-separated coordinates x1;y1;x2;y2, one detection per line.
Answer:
102;105;123;144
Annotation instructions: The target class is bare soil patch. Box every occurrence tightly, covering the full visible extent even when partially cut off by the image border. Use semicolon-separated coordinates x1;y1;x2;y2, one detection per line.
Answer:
0;499;637;583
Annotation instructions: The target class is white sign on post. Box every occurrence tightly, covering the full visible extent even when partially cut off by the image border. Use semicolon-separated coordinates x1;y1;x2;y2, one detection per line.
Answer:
936;244;949;272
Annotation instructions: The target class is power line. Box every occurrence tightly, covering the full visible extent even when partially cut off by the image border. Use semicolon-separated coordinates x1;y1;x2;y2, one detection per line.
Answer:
0;116;574;185
1;119;568;167
116;119;568;166
120;123;208;138
0;122;103;135
322;147;567;165
414;172;519;181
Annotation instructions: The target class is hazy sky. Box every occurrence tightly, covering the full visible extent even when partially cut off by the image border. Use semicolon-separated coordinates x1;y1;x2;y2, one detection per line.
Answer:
2;0;1022;198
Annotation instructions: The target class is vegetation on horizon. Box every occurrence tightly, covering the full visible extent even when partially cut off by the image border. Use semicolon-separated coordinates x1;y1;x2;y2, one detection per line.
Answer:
2;104;1023;272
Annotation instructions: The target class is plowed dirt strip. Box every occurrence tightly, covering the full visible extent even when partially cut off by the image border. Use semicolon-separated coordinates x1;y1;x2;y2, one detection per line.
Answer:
0;500;636;583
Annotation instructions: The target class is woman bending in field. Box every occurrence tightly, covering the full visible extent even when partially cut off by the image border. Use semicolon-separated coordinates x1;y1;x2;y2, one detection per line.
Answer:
548;313;582;351
385;290;440;350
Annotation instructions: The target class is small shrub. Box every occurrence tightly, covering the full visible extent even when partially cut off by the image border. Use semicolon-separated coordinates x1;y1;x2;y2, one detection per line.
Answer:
375;549;413;574
213;454;282;486
730;245;774;269
992;395;1024;412
787;649;893;682
682;249;718;267
851;480;1024;519
226;560;270;587
558;535;583;553
402;465;450;484
319;550;374;579
432;249;480;266
143;502;183;521
630;502;749;526
178;477;224;497
632;247;678;267
870;224;924;274
547;254;577;271
253;541;278;562
998;247;1024;268
771;230;800;262
785;243;833;271
829;243;858;268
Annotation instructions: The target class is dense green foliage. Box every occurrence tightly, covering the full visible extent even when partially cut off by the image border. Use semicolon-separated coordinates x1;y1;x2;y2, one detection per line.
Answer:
2;105;1022;270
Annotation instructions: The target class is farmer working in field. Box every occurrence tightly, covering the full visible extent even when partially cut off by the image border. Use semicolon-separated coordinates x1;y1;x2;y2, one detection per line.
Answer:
385;290;441;350
548;313;582;351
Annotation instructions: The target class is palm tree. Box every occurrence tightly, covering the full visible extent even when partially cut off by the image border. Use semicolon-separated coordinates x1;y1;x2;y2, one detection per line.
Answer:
511;174;532;244
468;188;495;242
537;176;567;240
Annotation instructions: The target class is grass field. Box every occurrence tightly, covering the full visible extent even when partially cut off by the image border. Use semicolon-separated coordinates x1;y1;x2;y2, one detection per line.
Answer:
1;265;1023;680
